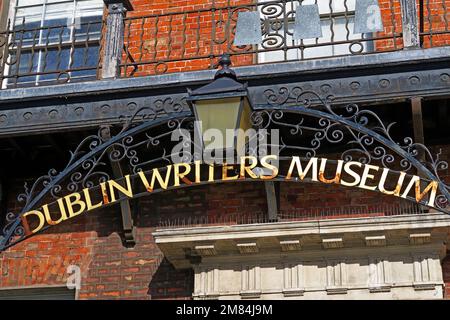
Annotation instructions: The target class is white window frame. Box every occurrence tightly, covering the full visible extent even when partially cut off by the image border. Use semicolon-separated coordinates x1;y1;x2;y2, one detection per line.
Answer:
4;0;103;87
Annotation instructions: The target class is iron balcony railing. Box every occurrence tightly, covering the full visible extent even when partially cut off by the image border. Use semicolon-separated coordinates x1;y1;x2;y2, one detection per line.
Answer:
0;0;449;89
121;0;405;77
0;18;105;88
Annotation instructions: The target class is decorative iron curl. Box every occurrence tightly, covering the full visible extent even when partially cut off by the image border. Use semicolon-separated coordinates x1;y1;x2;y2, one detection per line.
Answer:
256;89;450;211
0;100;192;247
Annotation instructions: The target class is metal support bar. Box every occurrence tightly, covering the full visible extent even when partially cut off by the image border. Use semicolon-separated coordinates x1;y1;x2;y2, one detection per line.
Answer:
411;96;425;145
400;0;420;49
410;96;427;211
264;181;279;221
101;0;133;79
100;125;136;246
411;96;426;172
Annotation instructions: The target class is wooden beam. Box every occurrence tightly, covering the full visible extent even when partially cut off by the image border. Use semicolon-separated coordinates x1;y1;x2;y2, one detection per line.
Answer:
411;97;425;145
410;97;426;185
264;181;279;221
100;125;136;246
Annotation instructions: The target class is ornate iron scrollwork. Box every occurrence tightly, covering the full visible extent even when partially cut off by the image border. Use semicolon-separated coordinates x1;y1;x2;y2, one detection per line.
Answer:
1;90;449;251
255;88;450;210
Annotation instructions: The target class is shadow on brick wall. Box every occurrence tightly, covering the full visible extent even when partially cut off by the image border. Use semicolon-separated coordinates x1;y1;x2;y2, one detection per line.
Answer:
148;258;194;300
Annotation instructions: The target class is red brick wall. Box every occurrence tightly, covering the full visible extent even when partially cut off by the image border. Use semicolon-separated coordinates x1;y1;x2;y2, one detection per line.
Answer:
375;0;404;52
418;0;450;48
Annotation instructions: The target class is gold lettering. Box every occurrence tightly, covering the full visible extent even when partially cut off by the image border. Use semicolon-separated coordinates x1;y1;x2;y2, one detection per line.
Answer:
240;156;258;179
285;157;318;181
83;187;103;211
195;160;201;183
100;182;109;204
378;168;406;196
108;175;133;202
174;163;192;187
341;161;362;187
222;164;238;181
359;164;380;191
319;158;343;184
260;155;279;180
21;210;45;234
139;165;172;192
42;199;68;225
208;164;215;182
64;192;87;218
401;175;439;206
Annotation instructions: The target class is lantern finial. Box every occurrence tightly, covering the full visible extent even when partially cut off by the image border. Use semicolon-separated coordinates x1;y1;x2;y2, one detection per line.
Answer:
214;54;237;80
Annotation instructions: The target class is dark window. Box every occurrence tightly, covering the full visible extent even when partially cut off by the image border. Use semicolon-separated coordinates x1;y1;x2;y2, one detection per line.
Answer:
0;287;76;300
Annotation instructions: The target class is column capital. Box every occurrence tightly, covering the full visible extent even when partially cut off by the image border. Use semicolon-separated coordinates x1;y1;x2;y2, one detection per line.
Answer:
103;0;133;12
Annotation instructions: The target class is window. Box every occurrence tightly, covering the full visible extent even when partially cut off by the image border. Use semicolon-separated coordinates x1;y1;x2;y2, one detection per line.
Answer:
0;286;76;300
258;0;372;63
5;0;104;87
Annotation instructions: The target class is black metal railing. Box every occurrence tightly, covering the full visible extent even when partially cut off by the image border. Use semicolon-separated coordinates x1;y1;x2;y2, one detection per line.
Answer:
0;0;449;89
120;0;405;77
0;18;105;88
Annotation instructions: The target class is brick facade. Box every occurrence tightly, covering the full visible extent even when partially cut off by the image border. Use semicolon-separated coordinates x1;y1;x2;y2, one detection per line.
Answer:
0;0;449;301
1;152;448;299
0;145;449;299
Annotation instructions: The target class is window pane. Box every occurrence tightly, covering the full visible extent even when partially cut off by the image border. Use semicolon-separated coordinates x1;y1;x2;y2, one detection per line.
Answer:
40;48;71;80
13;20;41;47
15;5;43;25
8;51;39;84
74;18;102;41
42;22;71;44
70;44;100;78
42;48;71;71
283;0;355;15
0;287;75;300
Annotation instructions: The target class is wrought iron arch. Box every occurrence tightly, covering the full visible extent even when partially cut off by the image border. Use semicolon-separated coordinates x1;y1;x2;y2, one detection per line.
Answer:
0;92;449;251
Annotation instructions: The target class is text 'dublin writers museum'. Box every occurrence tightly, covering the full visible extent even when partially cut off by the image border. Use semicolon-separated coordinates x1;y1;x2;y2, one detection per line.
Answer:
0;0;449;300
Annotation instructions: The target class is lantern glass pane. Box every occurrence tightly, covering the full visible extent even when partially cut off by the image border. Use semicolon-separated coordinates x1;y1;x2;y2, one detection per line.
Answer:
236;97;253;154
194;97;242;150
